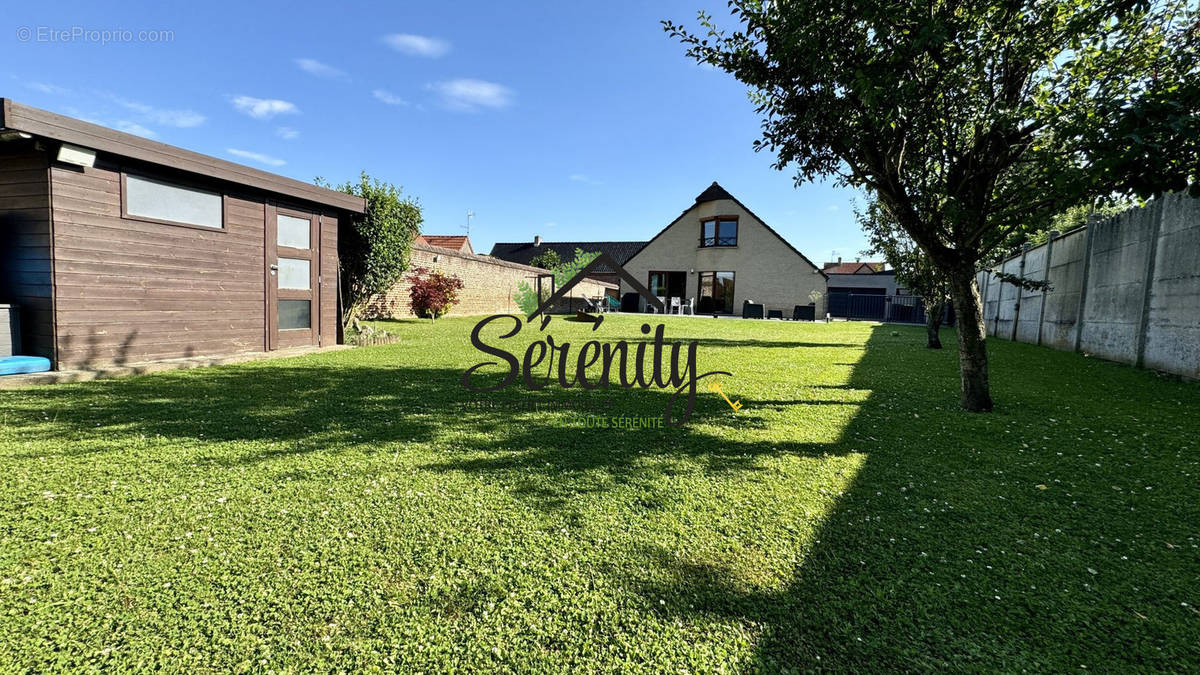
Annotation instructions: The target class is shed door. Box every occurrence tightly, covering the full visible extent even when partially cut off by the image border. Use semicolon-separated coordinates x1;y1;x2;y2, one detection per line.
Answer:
266;205;321;350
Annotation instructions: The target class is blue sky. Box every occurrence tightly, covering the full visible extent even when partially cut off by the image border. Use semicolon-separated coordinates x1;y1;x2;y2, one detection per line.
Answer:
4;0;868;262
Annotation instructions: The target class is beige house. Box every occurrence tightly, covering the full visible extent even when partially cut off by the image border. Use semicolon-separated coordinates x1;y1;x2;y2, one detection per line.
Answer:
621;183;827;317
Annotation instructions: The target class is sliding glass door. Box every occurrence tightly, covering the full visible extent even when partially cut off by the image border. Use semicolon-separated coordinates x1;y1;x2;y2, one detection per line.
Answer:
698;271;735;314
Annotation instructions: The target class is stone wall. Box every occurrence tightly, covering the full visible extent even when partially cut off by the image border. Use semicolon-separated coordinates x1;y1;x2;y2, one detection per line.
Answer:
366;243;616;318
977;193;1200;378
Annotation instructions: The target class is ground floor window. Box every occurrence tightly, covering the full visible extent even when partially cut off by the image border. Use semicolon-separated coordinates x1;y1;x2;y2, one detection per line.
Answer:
698;271;735;313
648;271;686;300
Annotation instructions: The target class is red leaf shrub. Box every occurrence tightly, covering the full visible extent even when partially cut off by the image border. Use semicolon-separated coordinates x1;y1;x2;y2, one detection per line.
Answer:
407;267;465;321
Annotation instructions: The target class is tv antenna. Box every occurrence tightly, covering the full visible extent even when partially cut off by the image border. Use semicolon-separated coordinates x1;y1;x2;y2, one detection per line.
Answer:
462;210;474;236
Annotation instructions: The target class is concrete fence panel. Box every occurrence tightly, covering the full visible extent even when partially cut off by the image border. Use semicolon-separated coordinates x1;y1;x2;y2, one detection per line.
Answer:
1143;194;1200;377
979;193;1199;379
1040;228;1087;350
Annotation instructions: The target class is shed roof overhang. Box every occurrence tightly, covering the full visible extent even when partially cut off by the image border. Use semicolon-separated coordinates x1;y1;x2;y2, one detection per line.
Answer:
0;98;365;214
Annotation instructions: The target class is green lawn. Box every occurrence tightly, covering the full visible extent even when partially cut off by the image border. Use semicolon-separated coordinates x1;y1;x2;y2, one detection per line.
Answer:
1;315;1196;671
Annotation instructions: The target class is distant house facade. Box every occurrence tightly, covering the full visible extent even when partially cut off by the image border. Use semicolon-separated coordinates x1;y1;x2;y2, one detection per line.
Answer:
822;259;906;318
822;259;903;295
0;100;364;369
621;182;827;316
488;239;645;290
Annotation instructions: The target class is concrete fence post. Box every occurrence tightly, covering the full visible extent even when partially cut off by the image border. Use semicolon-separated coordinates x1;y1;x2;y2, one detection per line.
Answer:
1135;200;1164;368
1036;231;1058;346
1012;243;1030;341
992;269;1002;336
1073;216;1101;353
979;270;991;335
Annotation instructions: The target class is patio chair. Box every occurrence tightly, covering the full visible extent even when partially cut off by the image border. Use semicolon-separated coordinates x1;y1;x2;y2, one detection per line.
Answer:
677;297;695;315
767;309;783;320
653;296;666;313
605;295;621;313
669;297;681;314
742;301;765;319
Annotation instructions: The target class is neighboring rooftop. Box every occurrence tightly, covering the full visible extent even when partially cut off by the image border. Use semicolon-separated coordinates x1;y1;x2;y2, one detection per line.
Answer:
417;235;473;254
489;239;647;269
823;260;888;275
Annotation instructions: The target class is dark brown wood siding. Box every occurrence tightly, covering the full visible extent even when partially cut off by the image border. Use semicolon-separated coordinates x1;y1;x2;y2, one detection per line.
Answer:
320;212;339;345
0;149;55;360
49;162;268;368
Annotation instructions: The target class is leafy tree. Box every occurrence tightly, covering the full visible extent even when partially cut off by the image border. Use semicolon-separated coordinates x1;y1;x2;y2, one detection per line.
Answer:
666;0;1198;411
513;281;542;317
513;249;601;317
552;249;601;290
529;249;562;270
320;172;422;325
407;267;465;322
858;198;951;349
989;199;1134;263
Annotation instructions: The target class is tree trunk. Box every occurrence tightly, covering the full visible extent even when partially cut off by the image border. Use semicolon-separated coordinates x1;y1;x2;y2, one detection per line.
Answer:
925;301;943;349
946;266;994;412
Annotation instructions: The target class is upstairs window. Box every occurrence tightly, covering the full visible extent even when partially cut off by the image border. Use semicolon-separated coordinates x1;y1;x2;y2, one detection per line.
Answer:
123;174;223;230
700;217;738;247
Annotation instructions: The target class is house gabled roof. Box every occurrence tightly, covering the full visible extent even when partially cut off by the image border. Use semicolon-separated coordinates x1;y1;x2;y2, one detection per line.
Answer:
625;181;828;278
0;99;364;213
823;261;887;275
417;235;473;254
489;241;647;270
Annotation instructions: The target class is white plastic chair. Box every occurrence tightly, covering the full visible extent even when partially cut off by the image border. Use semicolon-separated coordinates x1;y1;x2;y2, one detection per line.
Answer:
654;296;666;313
670;297;681;315
679;297;695;315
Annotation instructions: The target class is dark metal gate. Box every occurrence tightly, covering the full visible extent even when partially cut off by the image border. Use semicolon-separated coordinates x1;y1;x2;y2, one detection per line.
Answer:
828;292;944;324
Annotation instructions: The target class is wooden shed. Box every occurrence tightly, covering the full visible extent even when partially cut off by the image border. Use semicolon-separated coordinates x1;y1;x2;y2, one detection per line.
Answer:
0;99;365;369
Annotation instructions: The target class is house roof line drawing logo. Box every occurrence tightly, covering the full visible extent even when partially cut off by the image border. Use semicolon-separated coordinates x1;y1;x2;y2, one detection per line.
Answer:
527;252;664;320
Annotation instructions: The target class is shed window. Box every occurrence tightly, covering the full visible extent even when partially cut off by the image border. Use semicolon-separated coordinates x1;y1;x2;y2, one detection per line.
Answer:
277;214;311;249
124;174;223;229
277;258;311;290
278;300;311;330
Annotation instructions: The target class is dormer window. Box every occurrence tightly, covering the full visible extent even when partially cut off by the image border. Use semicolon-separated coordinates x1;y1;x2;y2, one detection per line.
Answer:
700;217;738;247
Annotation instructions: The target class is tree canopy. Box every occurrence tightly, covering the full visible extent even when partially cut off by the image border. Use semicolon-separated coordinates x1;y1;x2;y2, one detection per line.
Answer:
322;172;423;324
666;0;1199;410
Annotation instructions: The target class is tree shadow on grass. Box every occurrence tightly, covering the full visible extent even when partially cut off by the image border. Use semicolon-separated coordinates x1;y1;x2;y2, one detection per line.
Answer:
3;324;1195;669
623;327;1200;670
0;354;845;480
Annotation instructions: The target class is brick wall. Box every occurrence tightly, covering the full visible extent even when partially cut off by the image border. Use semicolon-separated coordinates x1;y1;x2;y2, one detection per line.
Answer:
366;243;617;318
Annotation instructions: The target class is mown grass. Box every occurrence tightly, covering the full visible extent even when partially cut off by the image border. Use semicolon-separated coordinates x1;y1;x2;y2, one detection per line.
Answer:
0;314;1196;671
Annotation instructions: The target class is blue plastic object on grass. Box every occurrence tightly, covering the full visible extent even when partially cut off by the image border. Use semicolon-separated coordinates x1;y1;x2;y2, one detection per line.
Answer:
0;356;52;376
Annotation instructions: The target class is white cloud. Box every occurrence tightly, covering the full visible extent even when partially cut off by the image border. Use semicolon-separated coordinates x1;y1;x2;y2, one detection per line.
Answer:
112;96;205;127
569;173;601;185
430;79;514;112
276;126;300;140
382;33;450;58
114;121;156;138
372;89;409;106
295;58;347;79
27;82;70;95
232;96;299;120
826;204;840;212
227;148;286;167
